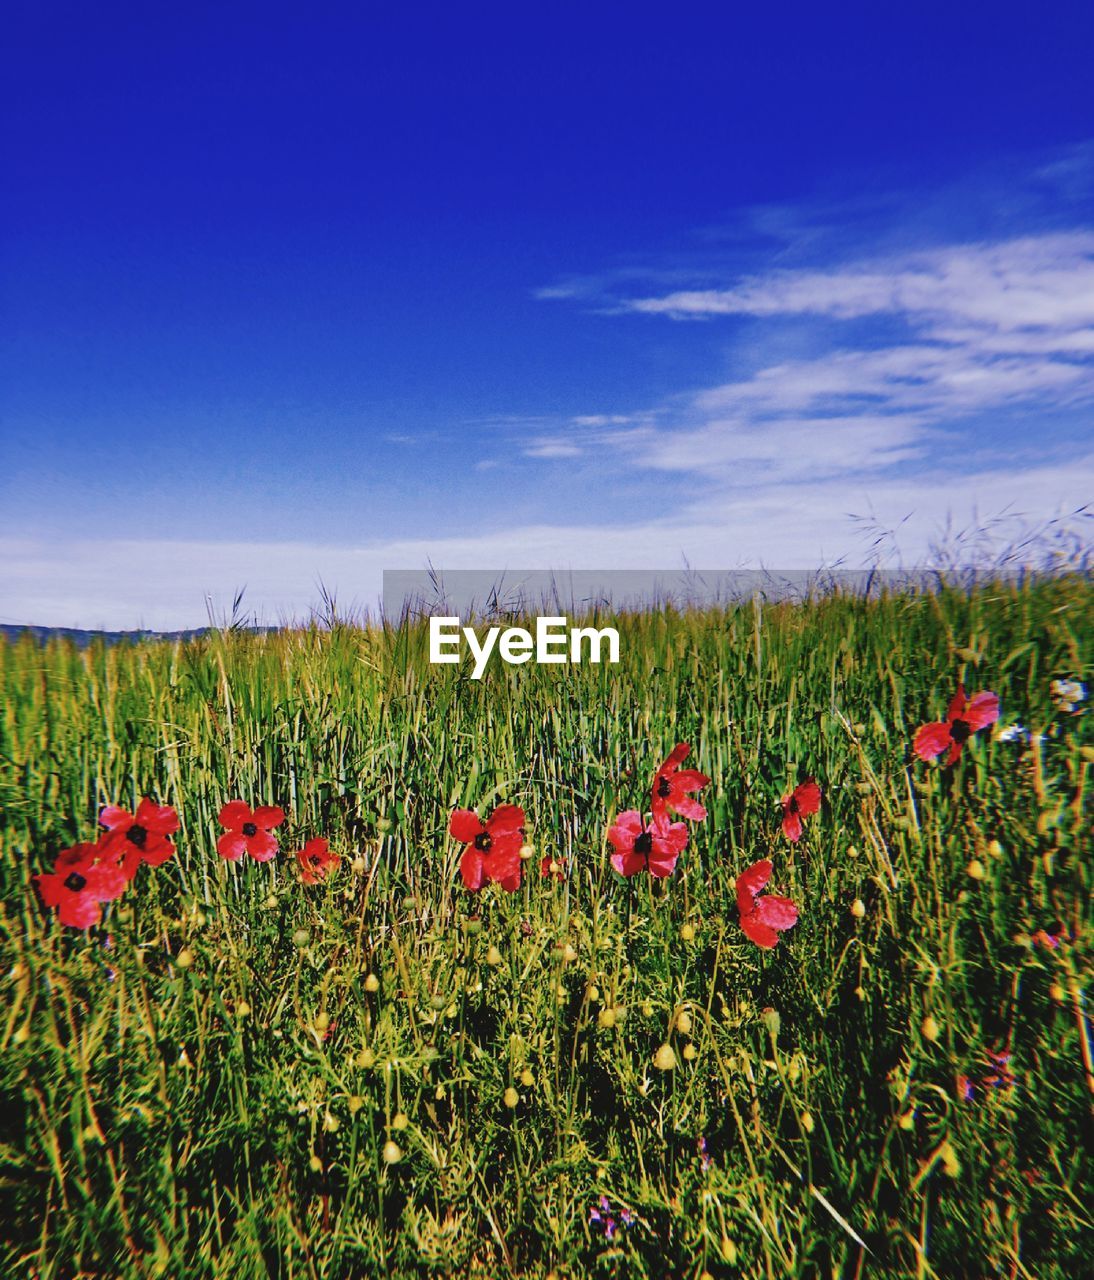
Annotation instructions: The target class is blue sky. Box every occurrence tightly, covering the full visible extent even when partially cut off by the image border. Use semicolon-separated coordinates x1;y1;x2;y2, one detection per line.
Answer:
3;3;1093;627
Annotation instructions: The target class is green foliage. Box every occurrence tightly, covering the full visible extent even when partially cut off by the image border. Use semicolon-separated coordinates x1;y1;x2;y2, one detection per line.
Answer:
0;578;1090;1278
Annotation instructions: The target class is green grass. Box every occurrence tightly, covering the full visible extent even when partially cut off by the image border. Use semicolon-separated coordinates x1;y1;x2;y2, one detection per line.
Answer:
1;577;1090;1278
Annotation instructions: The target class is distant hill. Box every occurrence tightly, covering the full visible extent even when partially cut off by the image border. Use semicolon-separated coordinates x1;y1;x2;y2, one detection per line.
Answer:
0;625;274;648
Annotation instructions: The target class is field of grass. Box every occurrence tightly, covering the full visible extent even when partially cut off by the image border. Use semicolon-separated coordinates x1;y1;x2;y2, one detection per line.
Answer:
1;577;1090;1279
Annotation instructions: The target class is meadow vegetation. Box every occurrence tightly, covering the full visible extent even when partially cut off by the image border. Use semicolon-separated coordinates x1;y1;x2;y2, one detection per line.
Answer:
0;576;1090;1278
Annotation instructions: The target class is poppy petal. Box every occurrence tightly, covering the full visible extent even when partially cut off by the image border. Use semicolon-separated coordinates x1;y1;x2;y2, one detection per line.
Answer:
756;894;798;931
217;831;248;861
58;893;102;929
35;872;66;908
607;811;643;851
781;810;803;842
740;913;779;949
964;691;1000;731
669;795;708;821
793;780;821;816
140;838;176;867
218;801;252;829
252;805;285;830
135;798;179;834
99;805;133;831
736;859;772;914
647;849;682;878
248;831;279;862
944;739;964;766
673;768;711;792
460;846;486;891
449;809;484;843
659;743;691;774
610;851;645;877
486;804;526;837
946;685;967;722
913;721;952;761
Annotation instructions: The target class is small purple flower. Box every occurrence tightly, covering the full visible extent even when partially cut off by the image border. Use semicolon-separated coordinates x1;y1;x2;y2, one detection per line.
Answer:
590;1195;630;1239
698;1135;713;1171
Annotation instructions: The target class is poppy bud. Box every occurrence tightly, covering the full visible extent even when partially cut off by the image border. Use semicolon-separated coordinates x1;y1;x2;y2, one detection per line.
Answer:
800;1110;814;1133
847;844;859;858
382;1140;401;1164
356;1048;376;1068
314;1012;330;1034
851;898;866;919
641;1000;654;1017
676;1010;693;1035
364;972;380;992
430;994;447;1010
235;999;251;1017
598;1007;616;1030
520;1068;534;1087
921;1015;941;1042
987;839;1004;857
323;1112;338;1132
376;817;393;833
503;1087;519;1109
348;1095;363;1114
309;1154;323;1173
721;1236;737;1264
392;1112;408;1130
265;895;279;909
680;923;695;942
653;1044;676;1070
292;928;310;947
682;1043;697;1061
898;1110;915;1130
485;945;502;966
519;843;535;861
761;1007;780;1038
176;948;194;969
351;856;367;874
966;859;985;881
940;1142;960;1177
562;943;578;963
587;984;600;1002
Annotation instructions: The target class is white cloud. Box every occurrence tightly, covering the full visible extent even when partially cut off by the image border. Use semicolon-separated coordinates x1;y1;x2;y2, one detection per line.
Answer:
3;455;1089;630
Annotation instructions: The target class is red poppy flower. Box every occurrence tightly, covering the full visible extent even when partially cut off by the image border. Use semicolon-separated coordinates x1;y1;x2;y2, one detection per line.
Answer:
99;798;179;874
607;810;687;878
296;837;340;884
540;854;568;881
736;859;798;949
781;778;821;842
449;804;525;892
913;685;1000;765
35;840;128;929
651;743;710;821
217;801;285;862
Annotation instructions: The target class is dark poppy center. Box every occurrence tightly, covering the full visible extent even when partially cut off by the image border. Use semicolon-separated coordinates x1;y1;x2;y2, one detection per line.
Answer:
126;824;148;848
950;719;971;744
242;822;258;837
473;832;492;851
657;777;672;798
64;871;87;892
788;796;800;814
307;854;322;866
633;832;653;855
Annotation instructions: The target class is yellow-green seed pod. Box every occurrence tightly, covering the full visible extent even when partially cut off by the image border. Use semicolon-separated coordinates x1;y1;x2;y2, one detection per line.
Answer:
653;1043;676;1071
503;1086;519;1109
